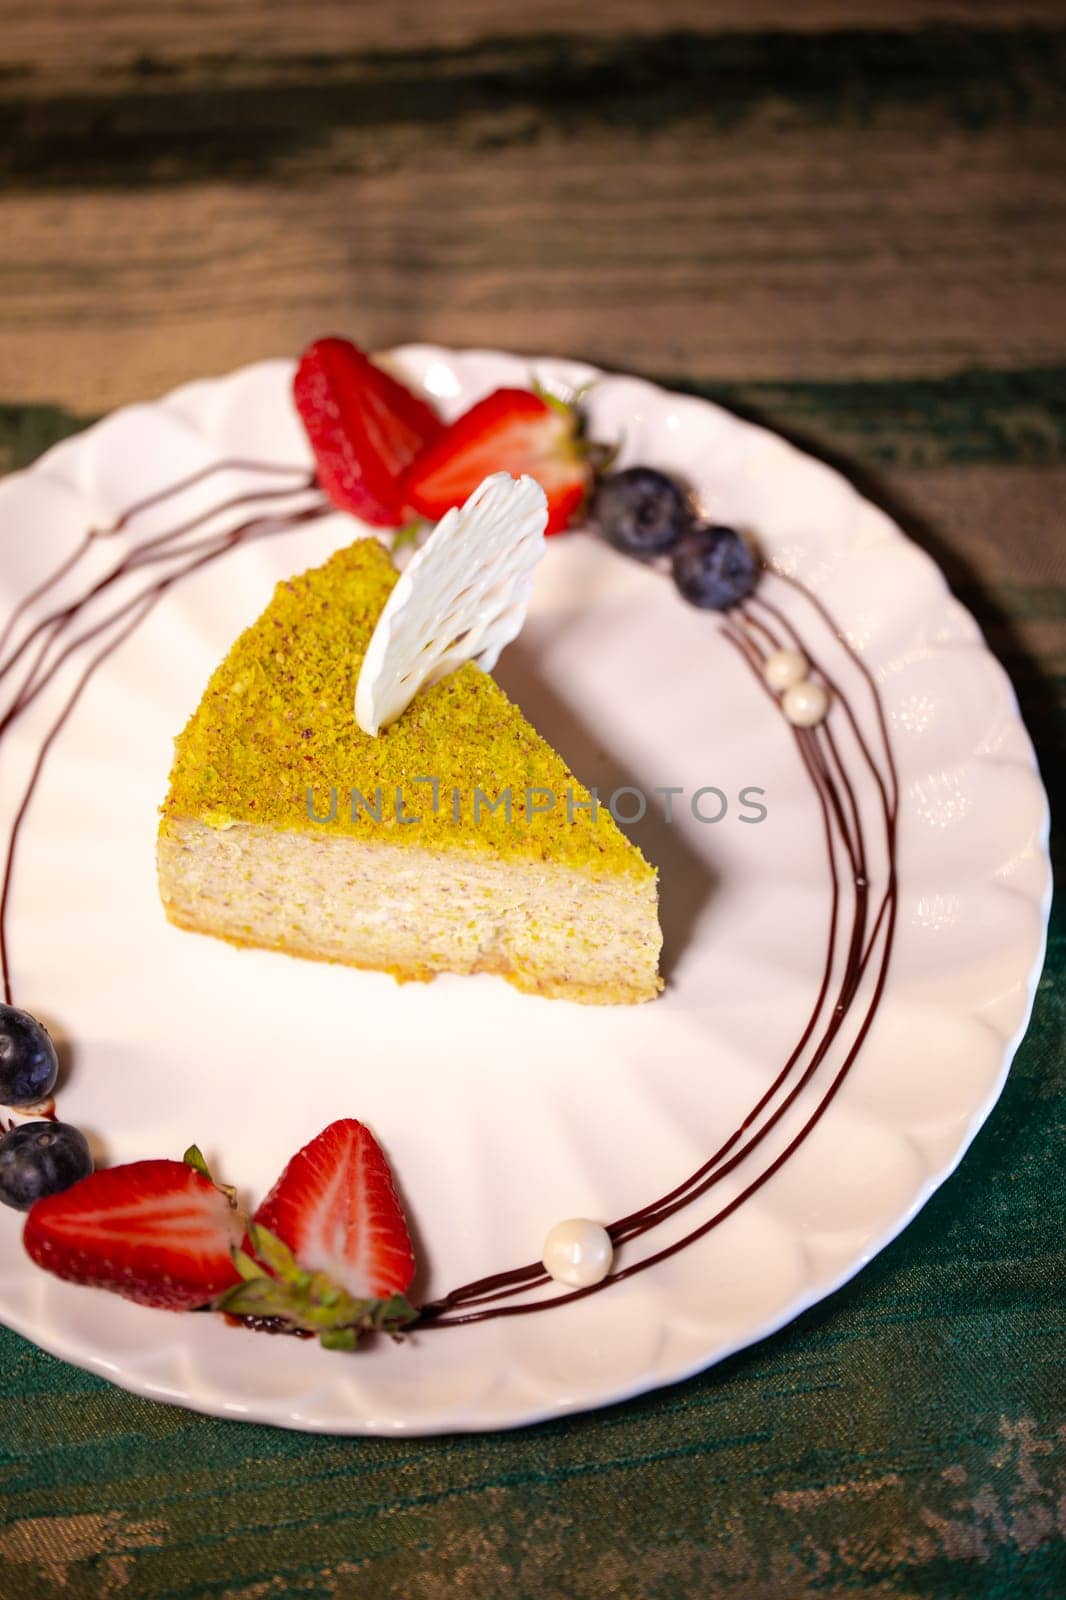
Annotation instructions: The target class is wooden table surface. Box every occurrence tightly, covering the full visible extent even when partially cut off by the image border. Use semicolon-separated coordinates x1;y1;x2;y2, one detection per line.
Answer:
3;0;1064;401
3;0;1062;730
1;6;1064;1597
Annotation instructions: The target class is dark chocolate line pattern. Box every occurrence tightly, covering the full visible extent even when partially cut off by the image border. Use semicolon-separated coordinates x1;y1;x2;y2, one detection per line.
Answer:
748;586;899;975
0;474;320;696
415;578;899;1326
0;459;314;663
0;497;324;740
0;466;329;1005
0;471;900;1337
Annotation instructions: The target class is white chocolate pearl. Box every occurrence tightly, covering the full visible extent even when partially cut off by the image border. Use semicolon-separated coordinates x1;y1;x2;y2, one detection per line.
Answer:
763;647;807;691
783;678;830;727
541;1218;613;1288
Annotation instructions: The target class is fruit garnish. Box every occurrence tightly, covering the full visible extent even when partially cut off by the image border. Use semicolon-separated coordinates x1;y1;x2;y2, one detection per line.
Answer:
355;472;549;735
216;1223;416;1350
592;467;693;558
402;387;590;535
293;337;442;526
23;1146;245;1309
0;1120;92;1211
0;1004;59;1106
671;524;759;610
216;1119;416;1348
254;1118;414;1299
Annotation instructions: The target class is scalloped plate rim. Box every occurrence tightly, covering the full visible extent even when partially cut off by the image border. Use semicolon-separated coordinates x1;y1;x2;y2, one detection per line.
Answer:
0;345;1052;1434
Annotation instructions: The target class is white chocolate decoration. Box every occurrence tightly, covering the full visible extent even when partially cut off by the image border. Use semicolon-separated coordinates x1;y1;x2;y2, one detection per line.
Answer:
764;647;807;691
542;1218;614;1288
355;472;549;736
783;679;830;727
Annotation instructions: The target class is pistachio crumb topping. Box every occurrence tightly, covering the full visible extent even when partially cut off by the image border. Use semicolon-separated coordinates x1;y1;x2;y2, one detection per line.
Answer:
161;538;653;880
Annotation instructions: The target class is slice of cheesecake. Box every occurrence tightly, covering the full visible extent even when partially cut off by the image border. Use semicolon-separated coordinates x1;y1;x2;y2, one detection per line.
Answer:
158;538;662;1004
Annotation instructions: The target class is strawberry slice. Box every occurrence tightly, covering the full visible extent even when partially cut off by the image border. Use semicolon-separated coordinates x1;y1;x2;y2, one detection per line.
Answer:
402;388;589;535
293;337;442;526
23;1155;245;1310
253;1119;414;1302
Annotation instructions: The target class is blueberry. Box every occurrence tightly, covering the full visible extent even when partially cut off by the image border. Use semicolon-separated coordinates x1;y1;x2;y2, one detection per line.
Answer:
671;524;759;610
592;468;692;558
0;1005;59;1106
0;1121;92;1211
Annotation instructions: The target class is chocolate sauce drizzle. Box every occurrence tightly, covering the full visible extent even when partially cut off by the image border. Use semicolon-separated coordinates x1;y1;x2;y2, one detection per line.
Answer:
0;461;327;1006
0;463;900;1336
413;578;900;1328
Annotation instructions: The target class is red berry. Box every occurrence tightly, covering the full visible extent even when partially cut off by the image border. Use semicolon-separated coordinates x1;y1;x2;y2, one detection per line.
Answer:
402;388;589;536
294;338;442;525
24;1159;245;1311
254;1119;414;1301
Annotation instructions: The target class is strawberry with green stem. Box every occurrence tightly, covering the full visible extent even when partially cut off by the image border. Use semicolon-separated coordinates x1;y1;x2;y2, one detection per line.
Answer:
216;1118;417;1349
401;386;593;535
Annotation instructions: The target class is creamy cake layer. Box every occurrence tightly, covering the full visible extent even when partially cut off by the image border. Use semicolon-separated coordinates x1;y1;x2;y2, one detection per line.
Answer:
159;818;662;1005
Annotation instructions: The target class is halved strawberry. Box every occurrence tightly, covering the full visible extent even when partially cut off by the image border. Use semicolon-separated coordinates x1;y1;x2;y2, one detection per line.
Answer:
293;337;442;526
253;1119;414;1302
23;1154;245;1310
401;388;589;535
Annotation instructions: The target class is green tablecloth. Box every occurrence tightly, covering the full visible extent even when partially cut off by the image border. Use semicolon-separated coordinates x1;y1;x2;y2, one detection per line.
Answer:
1;8;1063;1596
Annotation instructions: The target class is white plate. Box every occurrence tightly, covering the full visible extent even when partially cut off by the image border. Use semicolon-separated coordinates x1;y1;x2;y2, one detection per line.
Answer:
0;348;1051;1434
